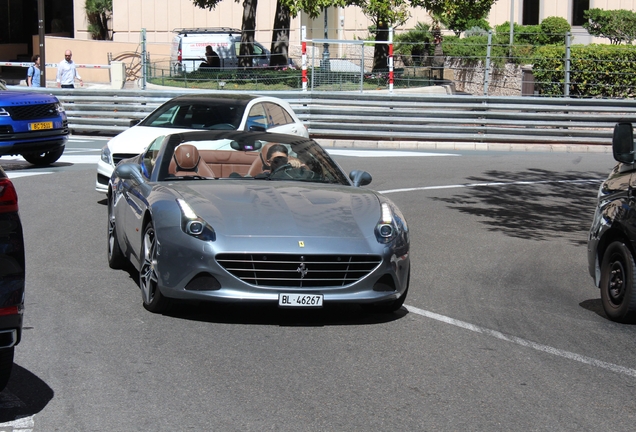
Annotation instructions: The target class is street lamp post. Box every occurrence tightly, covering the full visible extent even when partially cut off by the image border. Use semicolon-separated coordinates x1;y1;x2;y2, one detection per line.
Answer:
322;7;330;71
38;0;45;86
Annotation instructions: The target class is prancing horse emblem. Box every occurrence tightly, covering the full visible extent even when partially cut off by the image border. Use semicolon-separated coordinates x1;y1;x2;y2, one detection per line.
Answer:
298;241;305;247
297;263;308;279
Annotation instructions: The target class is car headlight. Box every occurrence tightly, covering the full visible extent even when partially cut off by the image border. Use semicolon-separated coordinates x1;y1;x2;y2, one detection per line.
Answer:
55;102;65;113
375;201;408;244
100;145;112;165
177;199;216;241
0;108;9;117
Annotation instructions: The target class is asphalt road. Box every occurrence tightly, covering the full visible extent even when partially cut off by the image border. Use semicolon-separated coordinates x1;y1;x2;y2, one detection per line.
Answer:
2;137;634;431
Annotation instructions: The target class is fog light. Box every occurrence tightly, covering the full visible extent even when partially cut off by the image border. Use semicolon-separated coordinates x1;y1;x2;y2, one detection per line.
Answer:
187;221;204;235
379;224;393;237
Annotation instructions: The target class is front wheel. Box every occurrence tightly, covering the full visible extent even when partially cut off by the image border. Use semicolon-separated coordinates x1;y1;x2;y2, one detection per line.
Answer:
140;222;170;313
22;147;65;166
600;241;636;323
107;195;126;269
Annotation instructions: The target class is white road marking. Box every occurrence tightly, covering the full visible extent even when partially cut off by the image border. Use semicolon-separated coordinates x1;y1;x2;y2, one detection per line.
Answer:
380;178;601;194
0;415;34;429
328;149;459;157
7;172;54;179
405;305;636;378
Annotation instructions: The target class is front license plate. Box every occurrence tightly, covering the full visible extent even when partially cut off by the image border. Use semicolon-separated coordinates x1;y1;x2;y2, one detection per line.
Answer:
279;294;323;307
29;121;53;131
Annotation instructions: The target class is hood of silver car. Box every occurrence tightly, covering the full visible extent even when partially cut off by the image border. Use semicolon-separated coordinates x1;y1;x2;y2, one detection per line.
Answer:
170;181;381;239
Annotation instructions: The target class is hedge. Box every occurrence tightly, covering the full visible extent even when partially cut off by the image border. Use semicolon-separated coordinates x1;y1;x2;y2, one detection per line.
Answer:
532;44;636;98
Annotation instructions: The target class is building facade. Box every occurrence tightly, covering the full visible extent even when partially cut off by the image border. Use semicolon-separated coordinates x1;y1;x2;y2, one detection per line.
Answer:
67;0;636;47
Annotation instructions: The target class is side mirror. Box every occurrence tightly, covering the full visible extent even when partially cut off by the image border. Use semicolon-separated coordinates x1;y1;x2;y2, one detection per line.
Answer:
613;122;635;164
130;119;141;127
114;163;144;183
349;170;372;187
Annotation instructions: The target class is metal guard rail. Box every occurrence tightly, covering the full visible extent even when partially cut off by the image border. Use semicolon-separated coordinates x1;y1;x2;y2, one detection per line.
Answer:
19;87;636;145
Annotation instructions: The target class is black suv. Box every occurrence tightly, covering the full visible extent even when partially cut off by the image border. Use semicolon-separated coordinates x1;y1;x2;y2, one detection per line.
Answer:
0;165;24;390
588;122;636;323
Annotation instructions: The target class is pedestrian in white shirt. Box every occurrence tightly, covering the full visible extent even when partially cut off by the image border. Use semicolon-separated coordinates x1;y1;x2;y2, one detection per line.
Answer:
56;50;83;88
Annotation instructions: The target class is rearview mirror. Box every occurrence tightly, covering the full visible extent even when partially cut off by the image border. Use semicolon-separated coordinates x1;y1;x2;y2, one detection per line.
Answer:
130;119;141;127
613;122;635;164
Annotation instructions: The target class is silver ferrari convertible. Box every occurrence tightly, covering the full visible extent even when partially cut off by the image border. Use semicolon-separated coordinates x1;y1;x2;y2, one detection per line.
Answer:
107;130;410;313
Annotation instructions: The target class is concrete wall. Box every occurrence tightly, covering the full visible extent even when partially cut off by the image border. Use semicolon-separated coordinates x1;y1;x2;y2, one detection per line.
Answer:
41;36;171;84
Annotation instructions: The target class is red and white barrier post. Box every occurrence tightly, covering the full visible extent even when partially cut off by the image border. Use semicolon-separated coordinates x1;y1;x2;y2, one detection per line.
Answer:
301;26;308;92
388;27;394;93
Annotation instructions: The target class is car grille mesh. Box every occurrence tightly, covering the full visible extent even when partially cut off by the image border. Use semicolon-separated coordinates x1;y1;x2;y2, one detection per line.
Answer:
7;104;59;120
113;153;140;165
216;253;382;288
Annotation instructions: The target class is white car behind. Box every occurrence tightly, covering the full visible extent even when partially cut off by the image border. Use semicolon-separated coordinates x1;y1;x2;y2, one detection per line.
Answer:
96;94;308;193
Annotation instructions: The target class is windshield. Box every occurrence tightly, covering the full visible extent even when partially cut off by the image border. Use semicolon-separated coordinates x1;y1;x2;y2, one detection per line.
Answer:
140;100;245;130
154;134;350;185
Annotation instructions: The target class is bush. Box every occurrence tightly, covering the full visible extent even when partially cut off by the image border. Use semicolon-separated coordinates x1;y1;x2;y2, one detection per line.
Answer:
532;44;636;97
464;26;488;37
539;16;570;45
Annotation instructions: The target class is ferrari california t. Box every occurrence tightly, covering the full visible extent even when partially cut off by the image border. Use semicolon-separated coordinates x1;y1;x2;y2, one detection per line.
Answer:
107;130;409;314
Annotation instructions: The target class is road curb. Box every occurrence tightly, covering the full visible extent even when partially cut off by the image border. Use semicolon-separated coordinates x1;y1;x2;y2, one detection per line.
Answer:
313;139;612;153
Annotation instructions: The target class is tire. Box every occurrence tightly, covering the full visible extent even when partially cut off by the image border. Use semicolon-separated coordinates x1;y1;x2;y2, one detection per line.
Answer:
22;147;65;166
107;195;126;269
140;222;170;313
600;241;636;323
0;347;14;392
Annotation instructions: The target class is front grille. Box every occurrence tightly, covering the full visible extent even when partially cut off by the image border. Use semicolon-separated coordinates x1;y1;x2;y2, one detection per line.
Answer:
6;103;59;121
0;125;13;134
113;153;139;165
216;253;382;288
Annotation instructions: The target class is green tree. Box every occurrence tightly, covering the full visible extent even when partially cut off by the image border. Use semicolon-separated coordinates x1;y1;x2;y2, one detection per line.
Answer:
394;22;433;66
85;0;112;40
192;0;258;67
583;9;636;45
360;0;410;71
427;0;498;36
192;0;348;68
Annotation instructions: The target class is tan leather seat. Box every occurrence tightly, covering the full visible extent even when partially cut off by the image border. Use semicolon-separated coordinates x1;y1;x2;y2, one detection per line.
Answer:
169;144;216;177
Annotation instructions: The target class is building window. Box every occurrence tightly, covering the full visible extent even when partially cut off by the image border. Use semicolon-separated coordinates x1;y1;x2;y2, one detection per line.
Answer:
572;0;590;26
523;0;540;25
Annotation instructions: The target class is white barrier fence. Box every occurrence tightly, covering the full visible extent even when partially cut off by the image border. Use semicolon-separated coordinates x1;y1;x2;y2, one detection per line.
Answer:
0;62;111;69
17;87;636;145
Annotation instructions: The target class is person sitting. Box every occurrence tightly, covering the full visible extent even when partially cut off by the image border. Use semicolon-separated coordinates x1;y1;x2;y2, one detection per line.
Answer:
200;45;221;69
257;144;318;180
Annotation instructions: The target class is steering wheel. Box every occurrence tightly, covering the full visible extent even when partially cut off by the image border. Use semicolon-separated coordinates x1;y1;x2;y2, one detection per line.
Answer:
209;123;236;130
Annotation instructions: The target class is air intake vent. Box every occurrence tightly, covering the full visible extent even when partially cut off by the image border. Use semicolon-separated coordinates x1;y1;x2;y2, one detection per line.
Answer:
216;253;382;288
7;103;59;121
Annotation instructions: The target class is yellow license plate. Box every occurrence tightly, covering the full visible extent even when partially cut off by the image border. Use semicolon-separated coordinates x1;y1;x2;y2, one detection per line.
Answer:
29;121;53;131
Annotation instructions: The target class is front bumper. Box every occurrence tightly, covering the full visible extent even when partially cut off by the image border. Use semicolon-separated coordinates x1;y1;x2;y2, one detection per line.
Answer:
154;227;410;305
96;159;115;193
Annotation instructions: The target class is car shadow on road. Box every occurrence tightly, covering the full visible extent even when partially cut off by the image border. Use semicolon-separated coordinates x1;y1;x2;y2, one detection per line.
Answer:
431;168;607;246
0;159;72;171
163;300;408;326
0;364;53;423
579;298;610;320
